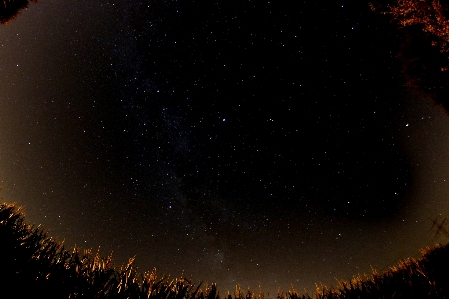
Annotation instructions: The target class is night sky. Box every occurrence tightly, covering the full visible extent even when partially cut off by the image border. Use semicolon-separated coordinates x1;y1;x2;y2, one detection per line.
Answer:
2;0;449;295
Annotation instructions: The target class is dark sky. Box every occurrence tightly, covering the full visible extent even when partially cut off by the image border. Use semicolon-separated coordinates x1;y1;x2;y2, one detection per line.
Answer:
1;0;449;295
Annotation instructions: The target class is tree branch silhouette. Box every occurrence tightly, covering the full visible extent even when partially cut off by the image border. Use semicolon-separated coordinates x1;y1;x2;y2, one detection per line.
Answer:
0;0;37;25
371;0;449;114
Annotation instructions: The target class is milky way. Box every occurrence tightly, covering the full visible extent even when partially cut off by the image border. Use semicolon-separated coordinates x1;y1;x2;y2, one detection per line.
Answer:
1;0;449;294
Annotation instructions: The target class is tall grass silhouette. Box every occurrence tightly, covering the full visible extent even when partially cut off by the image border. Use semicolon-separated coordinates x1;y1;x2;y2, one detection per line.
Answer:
1;202;449;298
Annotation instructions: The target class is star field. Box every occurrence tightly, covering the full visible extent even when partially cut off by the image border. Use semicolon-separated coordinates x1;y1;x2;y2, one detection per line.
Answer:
1;0;449;295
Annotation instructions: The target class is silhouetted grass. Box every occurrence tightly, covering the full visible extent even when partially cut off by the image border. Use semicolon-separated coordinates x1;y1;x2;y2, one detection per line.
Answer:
1;202;449;299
